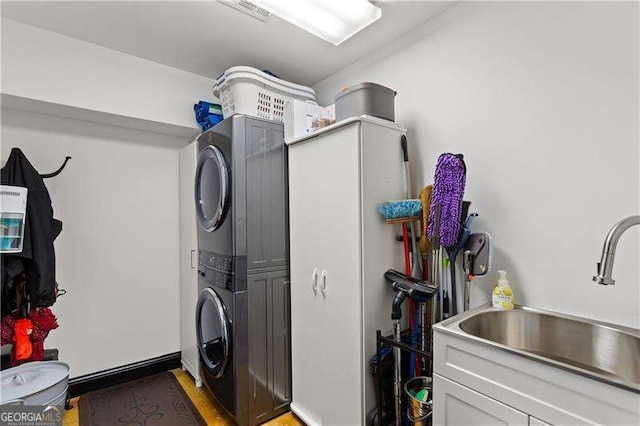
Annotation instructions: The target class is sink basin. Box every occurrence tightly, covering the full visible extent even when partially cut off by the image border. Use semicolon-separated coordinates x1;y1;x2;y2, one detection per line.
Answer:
439;306;640;393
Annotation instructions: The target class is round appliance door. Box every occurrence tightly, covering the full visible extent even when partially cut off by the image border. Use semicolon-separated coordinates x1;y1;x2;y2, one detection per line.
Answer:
196;288;230;378
195;145;230;232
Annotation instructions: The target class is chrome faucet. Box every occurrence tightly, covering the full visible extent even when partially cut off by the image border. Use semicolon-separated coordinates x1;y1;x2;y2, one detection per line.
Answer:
593;215;640;285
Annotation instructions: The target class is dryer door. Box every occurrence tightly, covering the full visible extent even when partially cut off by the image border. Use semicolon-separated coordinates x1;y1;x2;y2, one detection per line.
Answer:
196;288;230;378
195;145;230;232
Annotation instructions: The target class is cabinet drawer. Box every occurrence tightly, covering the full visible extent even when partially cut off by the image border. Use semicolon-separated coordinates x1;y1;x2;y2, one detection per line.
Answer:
433;374;528;426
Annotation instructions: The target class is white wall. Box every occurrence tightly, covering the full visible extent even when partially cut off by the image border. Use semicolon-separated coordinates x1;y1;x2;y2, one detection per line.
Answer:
1;18;215;130
314;2;640;327
1;108;182;378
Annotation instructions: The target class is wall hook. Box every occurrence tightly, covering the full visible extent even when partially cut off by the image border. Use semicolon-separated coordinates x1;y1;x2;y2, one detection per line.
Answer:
40;156;71;179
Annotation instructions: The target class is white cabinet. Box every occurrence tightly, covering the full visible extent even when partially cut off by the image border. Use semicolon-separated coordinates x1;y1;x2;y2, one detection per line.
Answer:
433;320;640;425
179;140;202;387
433;373;556;426
288;117;407;425
433;374;528;426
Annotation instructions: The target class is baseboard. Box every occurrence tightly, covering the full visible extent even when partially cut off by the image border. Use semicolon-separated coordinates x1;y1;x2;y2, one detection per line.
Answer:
68;352;181;397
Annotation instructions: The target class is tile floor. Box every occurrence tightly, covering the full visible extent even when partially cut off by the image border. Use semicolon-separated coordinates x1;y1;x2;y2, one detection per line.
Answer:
62;368;303;425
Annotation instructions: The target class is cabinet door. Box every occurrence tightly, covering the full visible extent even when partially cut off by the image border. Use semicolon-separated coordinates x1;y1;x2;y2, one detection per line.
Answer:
433;374;528;426
289;266;322;425
248;270;291;423
179;141;201;384
289;123;362;424
320;267;363;426
289;123;363;425
245;120;288;270
288;140;328;425
316;127;363;425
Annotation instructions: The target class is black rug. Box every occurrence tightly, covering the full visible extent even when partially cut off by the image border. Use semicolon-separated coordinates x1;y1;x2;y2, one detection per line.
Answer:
79;372;205;426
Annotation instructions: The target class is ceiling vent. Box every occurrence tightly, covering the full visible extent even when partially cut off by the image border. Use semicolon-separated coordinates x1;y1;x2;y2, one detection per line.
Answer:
221;0;271;23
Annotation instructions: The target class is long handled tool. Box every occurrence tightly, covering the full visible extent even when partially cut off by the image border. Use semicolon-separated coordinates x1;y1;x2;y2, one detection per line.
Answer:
431;204;442;322
446;211;477;316
428;153;467;321
418;186;433;269
401;136;422;279
385;270;437;426
400;136;423;383
381;214;421;378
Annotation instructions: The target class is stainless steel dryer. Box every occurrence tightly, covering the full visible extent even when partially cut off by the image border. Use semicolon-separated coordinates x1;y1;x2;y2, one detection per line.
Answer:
195;115;291;425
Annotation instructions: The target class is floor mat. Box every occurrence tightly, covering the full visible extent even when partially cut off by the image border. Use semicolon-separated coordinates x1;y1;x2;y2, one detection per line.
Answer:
78;372;206;426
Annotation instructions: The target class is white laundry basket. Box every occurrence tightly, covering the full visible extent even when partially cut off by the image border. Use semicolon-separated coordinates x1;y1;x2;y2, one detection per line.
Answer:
213;66;317;123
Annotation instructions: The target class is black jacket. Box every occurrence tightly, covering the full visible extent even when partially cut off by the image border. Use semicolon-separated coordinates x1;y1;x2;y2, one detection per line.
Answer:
1;148;62;310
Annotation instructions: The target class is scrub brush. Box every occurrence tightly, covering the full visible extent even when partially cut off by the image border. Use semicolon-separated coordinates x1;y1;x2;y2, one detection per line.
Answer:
378;200;422;220
418;185;432;258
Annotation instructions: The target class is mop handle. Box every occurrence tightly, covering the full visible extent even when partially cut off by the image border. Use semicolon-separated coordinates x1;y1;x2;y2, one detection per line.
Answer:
402;224;411;274
432;204;443;322
401;135;422;278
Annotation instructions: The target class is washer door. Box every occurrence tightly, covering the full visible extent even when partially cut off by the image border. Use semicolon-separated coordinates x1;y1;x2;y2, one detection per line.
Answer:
196;288;230;378
195;145;230;232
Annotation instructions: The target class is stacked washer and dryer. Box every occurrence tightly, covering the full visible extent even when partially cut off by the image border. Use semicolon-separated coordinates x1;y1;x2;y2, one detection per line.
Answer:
194;115;291;425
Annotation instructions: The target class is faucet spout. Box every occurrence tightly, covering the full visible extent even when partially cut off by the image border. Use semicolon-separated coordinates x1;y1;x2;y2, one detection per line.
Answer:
593;215;640;285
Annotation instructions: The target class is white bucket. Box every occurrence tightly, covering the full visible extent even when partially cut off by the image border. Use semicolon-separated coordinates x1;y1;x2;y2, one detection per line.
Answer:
0;362;69;407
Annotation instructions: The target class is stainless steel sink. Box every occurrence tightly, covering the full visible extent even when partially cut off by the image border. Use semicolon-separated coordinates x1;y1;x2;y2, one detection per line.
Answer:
437;305;640;393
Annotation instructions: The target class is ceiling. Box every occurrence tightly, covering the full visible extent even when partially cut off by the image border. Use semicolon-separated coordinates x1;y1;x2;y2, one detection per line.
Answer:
0;1;458;86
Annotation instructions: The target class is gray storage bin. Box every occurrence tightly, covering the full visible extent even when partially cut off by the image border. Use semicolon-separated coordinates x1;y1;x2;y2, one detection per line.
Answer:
334;82;396;121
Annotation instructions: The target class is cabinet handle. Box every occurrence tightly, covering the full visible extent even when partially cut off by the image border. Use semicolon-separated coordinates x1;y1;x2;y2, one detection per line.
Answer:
311;268;319;295
190;250;196;269
320;270;327;297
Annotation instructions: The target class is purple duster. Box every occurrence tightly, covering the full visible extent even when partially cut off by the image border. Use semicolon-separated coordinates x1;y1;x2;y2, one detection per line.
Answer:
428;153;466;248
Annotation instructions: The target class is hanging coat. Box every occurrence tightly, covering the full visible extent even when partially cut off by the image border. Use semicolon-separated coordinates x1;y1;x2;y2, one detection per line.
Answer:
1;148;62;310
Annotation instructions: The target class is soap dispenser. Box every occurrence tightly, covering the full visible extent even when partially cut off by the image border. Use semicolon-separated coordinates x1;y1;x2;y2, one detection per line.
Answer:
492;270;514;310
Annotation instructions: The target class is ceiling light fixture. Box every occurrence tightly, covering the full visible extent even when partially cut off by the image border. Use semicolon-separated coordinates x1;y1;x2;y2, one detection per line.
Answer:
254;0;382;46
222;0;272;23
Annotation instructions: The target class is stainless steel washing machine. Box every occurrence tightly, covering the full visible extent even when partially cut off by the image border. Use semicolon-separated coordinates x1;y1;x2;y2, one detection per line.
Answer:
195;115;291;425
